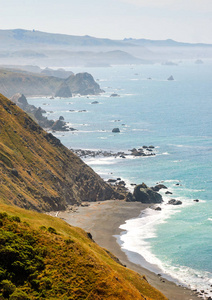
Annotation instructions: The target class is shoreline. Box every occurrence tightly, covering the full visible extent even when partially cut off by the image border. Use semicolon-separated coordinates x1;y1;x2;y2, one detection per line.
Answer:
58;200;201;300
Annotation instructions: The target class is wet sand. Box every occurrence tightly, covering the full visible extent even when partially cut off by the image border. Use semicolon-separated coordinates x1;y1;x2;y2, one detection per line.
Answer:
58;200;201;300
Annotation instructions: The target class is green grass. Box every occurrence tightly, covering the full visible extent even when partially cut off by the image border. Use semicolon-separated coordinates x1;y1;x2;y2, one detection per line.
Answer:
0;204;167;300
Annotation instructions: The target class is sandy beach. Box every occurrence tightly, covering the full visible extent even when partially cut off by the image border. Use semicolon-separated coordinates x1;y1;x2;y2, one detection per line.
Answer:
58;200;202;300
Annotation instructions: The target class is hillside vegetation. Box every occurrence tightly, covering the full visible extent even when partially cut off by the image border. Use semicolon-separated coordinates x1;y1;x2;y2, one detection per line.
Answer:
0;204;167;300
0;94;118;211
0;93;168;299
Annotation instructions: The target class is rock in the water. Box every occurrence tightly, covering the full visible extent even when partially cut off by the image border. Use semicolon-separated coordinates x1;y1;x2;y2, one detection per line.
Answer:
65;72;104;95
91;101;99;104
51;120;68;131
167;75;174;81
112;128;120;133
133;183;163;204
193;199;199;202
165;191;173;195
155;207;162;211
151;184;167;191
59;116;64;120
108;179;117;183
110;93;120;97
168;199;182;205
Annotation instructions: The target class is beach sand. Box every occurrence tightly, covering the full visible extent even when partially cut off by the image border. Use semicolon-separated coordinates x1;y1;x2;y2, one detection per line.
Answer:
58;200;201;300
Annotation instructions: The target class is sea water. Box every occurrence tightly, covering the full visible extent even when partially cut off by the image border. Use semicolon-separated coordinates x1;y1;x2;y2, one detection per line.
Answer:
28;61;212;296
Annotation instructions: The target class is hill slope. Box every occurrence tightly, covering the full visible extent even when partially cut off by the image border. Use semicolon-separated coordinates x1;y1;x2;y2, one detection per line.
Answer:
0;94;119;211
0;204;167;299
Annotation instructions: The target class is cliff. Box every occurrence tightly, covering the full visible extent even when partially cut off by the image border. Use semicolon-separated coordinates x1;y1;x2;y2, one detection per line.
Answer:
0;69;103;98
0;94;117;212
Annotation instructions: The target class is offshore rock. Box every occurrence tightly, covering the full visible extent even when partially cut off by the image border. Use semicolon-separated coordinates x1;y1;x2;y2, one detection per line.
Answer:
151;184;167;191
112;128;120;133
133;183;163;204
168;199;182;205
65;72;103;95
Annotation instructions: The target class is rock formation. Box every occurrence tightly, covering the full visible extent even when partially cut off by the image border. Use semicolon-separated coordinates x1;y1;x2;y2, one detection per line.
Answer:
168;199;182;205
65;72;104;95
112;128;120;133
133;183;163;204
10;93;75;131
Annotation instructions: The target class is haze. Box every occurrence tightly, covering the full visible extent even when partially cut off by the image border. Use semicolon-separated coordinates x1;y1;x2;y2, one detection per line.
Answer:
1;0;212;43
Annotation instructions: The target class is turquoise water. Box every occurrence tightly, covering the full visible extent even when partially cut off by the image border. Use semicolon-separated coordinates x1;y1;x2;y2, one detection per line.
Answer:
28;62;212;295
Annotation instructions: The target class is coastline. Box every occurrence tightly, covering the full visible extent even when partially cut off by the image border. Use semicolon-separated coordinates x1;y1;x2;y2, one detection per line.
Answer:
58;200;200;300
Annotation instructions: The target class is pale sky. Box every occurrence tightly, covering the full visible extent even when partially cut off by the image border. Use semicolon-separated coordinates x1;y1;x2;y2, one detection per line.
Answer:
1;0;212;43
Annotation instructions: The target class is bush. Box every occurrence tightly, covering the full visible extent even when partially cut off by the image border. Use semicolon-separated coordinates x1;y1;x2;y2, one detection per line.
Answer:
9;288;30;300
1;280;16;298
0;212;8;219
10;216;21;223
47;227;57;234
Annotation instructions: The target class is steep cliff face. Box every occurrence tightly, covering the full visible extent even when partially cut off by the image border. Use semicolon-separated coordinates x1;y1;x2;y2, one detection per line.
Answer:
64;72;104;95
0;94;117;211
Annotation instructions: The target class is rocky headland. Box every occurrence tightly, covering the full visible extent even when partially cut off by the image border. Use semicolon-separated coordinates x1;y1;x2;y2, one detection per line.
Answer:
0;68;103;98
10;93;76;131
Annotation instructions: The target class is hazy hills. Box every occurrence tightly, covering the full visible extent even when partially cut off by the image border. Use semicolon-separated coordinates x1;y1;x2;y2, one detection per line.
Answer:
0;29;211;67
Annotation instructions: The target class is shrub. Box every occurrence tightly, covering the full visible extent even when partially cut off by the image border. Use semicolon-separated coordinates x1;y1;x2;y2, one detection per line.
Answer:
47;227;57;234
1;280;16;298
9;288;30;300
10;216;21;223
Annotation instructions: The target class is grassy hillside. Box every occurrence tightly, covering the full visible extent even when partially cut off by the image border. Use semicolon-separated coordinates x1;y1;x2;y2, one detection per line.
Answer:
0;94;118;211
0;203;167;300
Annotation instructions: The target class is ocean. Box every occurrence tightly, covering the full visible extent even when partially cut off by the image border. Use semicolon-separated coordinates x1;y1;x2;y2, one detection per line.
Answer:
28;61;212;296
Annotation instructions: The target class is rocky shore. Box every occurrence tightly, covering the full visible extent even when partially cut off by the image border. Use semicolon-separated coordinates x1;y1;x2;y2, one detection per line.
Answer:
70;145;156;159
10;93;77;131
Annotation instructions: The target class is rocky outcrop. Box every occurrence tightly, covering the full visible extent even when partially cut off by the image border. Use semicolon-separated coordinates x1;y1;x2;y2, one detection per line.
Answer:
167;75;174;81
168;199;182;205
151;184;167;191
110;93;120;97
65;72;104;95
133;183;163;204
10;93;75;131
112;128;120;133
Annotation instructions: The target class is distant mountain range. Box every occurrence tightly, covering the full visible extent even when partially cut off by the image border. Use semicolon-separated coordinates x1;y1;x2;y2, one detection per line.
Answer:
0;29;211;67
1;29;212;48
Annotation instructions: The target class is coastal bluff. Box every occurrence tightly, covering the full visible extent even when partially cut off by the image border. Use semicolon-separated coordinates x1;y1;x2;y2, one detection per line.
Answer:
0;94;120;212
0;69;103;98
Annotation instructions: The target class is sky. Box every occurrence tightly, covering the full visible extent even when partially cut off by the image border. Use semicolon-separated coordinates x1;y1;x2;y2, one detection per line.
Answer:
1;0;212;43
